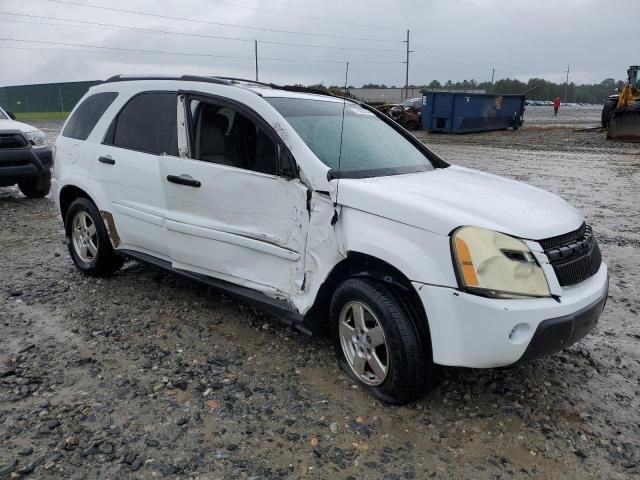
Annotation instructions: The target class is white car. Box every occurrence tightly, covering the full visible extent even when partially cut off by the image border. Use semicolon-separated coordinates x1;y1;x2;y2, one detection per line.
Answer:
0;106;51;197
52;75;608;404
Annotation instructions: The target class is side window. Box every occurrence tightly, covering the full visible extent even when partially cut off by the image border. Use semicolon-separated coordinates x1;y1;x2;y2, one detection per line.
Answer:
190;100;277;175
62;92;118;140
109;92;177;155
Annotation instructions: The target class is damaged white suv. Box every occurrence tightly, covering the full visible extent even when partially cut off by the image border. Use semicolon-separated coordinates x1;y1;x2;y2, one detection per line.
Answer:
53;75;608;404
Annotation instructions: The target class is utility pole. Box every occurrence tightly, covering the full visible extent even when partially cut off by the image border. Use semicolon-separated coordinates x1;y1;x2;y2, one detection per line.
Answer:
254;40;259;82
403;29;411;100
491;67;495;91
563;65;570;104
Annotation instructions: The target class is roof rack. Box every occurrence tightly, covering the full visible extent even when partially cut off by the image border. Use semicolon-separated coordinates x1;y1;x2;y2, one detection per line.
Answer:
213;77;275;89
103;74;231;85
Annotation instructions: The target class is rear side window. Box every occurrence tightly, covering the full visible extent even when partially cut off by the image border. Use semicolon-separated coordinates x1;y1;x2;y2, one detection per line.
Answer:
108;92;177;155
62;92;118;140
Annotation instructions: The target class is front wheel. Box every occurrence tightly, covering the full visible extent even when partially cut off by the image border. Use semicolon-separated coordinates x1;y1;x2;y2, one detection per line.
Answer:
18;171;51;198
65;197;124;276
330;278;434;405
602;97;619;128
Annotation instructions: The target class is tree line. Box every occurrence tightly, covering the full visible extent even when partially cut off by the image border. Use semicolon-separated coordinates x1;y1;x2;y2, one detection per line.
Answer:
353;78;625;104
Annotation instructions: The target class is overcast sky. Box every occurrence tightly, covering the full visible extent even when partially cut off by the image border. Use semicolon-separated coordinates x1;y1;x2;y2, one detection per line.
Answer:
0;0;637;88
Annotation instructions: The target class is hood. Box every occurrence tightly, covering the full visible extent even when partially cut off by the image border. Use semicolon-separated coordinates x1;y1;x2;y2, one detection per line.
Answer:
0;119;38;134
337;166;584;241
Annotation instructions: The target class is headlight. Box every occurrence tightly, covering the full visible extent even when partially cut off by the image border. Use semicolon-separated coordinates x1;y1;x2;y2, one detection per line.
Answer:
25;130;46;147
452;226;550;298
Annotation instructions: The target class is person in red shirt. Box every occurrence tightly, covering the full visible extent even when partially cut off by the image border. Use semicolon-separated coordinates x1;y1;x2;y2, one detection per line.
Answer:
553;97;561;116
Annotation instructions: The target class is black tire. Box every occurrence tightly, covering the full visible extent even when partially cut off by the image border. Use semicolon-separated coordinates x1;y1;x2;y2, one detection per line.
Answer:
330;278;435;405
602;97;619;128
64;197;124;276
18;171;51;198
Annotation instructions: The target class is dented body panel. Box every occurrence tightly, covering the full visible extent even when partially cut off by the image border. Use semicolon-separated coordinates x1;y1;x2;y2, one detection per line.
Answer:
160;154;310;301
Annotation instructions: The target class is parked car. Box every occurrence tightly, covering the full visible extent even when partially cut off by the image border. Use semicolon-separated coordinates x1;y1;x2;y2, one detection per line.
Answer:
376;102;421;130
52;75;608;404
401;97;423;110
0;106;52;197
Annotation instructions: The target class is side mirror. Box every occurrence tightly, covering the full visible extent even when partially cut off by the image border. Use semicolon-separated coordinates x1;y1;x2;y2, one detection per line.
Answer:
279;147;297;179
6;111;16;120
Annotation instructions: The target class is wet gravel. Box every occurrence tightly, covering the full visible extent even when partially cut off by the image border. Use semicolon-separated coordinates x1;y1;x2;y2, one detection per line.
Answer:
1;119;639;479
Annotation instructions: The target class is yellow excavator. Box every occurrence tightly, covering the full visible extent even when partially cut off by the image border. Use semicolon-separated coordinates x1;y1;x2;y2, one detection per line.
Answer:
602;65;640;142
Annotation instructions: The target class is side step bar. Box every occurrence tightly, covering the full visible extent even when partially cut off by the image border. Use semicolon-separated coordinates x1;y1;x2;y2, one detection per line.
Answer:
120;249;312;335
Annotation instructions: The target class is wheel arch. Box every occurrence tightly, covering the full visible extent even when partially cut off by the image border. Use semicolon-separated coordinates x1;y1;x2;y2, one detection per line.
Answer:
304;251;432;349
59;184;120;248
59;184;93;220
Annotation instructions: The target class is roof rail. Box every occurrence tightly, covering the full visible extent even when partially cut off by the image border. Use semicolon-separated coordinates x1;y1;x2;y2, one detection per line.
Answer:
101;74;349;100
103;74;231;85
213;77;275;88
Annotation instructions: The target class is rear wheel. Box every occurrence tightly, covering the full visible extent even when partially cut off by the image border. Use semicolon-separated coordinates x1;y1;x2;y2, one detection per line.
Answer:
330;278;434;405
65;197;124;276
18;171;51;198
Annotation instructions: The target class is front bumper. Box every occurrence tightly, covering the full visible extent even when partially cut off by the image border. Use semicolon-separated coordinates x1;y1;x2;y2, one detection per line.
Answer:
0;145;52;186
413;263;609;368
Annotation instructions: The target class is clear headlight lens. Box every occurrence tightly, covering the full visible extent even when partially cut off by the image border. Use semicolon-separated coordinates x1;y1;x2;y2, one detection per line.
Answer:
452;226;550;298
25;130;46;147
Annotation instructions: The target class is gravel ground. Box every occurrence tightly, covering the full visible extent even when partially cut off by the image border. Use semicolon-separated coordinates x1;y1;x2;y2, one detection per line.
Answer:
1;118;639;479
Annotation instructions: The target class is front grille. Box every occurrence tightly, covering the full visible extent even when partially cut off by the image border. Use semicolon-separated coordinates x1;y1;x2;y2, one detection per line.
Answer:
540;224;602;286
538;222;586;250
0;133;28;149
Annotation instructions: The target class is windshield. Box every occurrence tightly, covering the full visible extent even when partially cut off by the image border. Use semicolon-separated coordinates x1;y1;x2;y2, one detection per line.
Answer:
266;97;434;178
632;68;640;88
0;108;7;120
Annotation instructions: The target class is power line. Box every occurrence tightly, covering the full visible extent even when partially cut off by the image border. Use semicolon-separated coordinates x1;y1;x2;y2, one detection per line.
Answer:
0;11;402;53
0;37;405;64
198;0;383;29
0;36;252;59
39;0;401;44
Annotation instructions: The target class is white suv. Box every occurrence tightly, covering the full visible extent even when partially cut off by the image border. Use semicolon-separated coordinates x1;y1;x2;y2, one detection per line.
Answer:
53;75;608;404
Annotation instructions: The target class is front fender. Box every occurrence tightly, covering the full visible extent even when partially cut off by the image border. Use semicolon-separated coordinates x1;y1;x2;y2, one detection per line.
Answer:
338;207;457;288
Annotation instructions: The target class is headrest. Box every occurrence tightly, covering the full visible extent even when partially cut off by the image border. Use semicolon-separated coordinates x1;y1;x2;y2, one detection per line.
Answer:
207;111;229;134
199;110;227;156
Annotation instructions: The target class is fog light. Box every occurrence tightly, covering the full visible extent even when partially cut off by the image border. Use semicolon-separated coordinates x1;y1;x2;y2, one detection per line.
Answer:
508;323;532;345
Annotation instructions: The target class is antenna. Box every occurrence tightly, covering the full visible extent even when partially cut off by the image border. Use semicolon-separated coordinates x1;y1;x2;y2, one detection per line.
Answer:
331;61;349;226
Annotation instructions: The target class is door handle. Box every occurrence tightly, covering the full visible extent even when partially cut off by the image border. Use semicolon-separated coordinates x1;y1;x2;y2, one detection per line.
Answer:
98;156;115;165
167;174;201;188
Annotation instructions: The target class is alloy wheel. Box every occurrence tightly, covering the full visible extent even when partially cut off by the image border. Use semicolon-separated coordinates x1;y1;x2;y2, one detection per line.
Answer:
71;210;98;263
338;300;390;386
